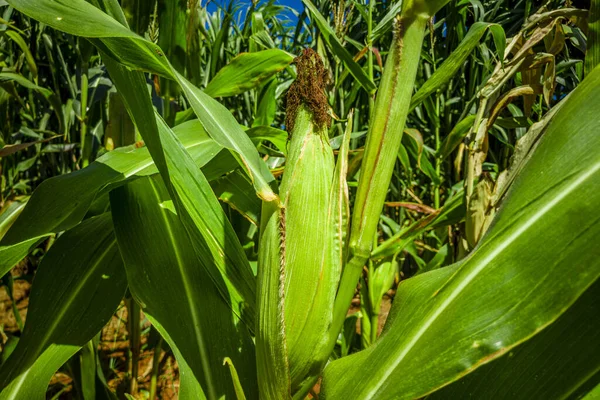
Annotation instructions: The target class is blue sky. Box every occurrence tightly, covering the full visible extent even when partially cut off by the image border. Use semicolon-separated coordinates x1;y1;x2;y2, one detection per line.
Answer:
278;0;303;11
205;0;304;11
206;0;305;22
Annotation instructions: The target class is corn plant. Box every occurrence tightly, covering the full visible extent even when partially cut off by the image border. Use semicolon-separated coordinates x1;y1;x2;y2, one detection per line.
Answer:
0;0;599;398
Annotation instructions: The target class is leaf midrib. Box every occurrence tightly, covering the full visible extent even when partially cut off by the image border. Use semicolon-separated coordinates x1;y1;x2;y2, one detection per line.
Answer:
362;160;600;398
146;181;217;400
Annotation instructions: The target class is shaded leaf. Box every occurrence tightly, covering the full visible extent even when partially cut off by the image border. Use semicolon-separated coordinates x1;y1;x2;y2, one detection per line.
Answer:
110;175;257;400
0;214;126;398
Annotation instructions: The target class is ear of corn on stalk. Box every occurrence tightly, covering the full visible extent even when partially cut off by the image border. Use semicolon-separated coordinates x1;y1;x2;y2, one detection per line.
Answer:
256;49;351;398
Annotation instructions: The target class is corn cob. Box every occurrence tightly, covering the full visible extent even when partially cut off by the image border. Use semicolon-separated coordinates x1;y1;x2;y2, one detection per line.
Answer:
280;49;337;394
256;49;350;398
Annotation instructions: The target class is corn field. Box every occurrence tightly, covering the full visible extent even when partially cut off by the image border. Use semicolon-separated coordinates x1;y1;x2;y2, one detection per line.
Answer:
0;0;598;398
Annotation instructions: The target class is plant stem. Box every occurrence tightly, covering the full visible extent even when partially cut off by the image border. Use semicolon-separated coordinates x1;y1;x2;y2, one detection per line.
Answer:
149;336;163;400
126;298;141;396
80;61;89;168
367;0;375;119
333;14;429;335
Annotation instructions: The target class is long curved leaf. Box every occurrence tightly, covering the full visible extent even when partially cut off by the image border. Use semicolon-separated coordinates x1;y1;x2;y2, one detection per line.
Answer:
205;49;294;98
0;213;127;398
302;0;376;94
429;279;600;399
0;199;27;240
322;62;600;400
0;120;226;278
6;0;277;201
410;22;505;111
370;1;403;43
110;175;257;400
103;58;256;326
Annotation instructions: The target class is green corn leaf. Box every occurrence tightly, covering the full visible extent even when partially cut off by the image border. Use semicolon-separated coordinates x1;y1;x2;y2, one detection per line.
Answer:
157;0;187;76
371;191;464;260
253;78;278;127
223;358;248;400
585;0;600;76
302;0;376;94
78;337;117;400
0;213;127;399
175;71;278;201
370;1;403;43
88;0;128;26
205;49;294;98
249;11;271;52
105;92;136;149
209;4;232;80
104;57;257;327
212;170;261;226
0;120;226;278
402;129;440;185
488;24;507;66
110;175;257;400
584;383;600;400
0;72;65;133
429;279;600;399
144;316;206;400
0;199;27;240
4;30;37;82
322;64;600;400
6;0;277;201
410;22;506;111
246;126;288;156
437;115;476;160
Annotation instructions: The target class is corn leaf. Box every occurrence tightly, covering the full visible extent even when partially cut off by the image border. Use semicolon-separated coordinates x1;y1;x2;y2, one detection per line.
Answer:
212;170;261;226
430;279;600;399
0;121;227;278
4;30;37;82
110;175;258;400
322;63;600;400
585;0;600;76
410;22;505;111
0;213;126;398
370;1;403;43
0;72;65;133
302;0;376;94
103;57;257;327
253;78;278;127
6;0;277;201
205;49;294;98
437;114;476;159
246;126;288;156
0;199;27;240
